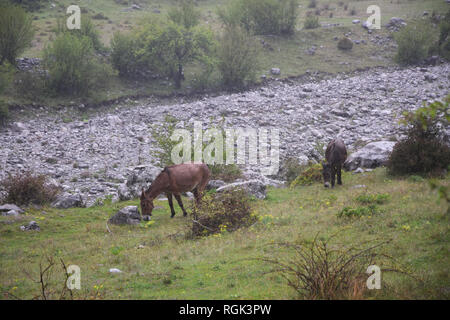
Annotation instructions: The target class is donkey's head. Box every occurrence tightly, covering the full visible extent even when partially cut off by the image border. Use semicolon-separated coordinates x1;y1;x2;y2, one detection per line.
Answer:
322;162;332;188
140;188;154;221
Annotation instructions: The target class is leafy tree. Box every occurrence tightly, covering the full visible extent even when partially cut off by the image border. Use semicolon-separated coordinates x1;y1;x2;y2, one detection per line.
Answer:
217;25;260;87
56;15;103;52
136;20;214;88
168;0;201;29
394;20;437;65
0;4;34;66
43;33;95;95
218;0;298;35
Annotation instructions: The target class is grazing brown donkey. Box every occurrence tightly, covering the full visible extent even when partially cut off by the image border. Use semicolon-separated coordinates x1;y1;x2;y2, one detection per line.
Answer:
140;163;210;220
322;138;347;188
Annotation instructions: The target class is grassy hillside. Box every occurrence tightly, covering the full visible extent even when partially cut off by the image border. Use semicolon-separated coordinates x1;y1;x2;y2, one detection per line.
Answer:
1;168;448;299
2;0;448;107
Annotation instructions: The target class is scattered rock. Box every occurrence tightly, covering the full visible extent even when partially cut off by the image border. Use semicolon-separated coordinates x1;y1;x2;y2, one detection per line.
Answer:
109;268;122;273
352;19;361;24
51;193;84;209
271;68;281;75
216;180;266;199
0;204;24;216
108;206;141;225
344;141;396;171
20;221;40;231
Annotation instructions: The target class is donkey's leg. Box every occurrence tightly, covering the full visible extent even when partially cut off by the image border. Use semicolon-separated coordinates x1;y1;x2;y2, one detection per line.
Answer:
167;192;176;218
193;188;201;206
331;166;336;188
337;164;343;185
174;194;188;217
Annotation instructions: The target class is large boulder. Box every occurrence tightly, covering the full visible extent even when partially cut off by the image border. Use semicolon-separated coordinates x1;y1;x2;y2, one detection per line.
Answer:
344;141;396;171
118;165;161;201
216;180;267;200
0;204;24;216
108;206;141;225
51;193;84;209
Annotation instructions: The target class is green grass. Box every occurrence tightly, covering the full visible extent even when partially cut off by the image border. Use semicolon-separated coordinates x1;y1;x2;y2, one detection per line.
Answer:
2;0;448;107
1;168;449;299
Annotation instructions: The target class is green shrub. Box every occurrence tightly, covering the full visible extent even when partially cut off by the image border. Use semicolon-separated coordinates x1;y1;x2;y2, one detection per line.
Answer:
135;19;215;88
0;101;9;126
0;4;34;66
337;37;353;50
290;163;322;187
168;0;201;29
387;98;450;176
337;205;378;218
394;20;437;65
110;32;141;78
217;25;260;88
191;189;257;237
43;33;96;95
14;71;46;100
438;10;450;60
356;193;390;205
218;0;298;35
304;16;320;29
56;16;103;52
0;171;61;206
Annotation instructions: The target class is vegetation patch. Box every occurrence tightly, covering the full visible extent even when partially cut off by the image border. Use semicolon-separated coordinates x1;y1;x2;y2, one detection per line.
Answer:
290;163;322;187
191;189;257;238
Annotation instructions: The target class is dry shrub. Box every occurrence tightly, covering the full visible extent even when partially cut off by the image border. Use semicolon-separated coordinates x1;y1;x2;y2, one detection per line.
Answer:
260;234;398;299
191;188;257;237
209;164;243;182
0;171;60;205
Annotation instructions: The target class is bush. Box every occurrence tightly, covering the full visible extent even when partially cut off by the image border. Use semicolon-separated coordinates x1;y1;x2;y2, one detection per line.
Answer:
14;70;46;100
56;16;103;52
217;25;260;88
394;20;437;65
110;32;142;78
387;98;450;176
134;19;215;88
0;171;60;206
260;234;396;299
280;157;304;184
356;193;390;205
337;205;379;218
337;37;353;50
209;164;243;182
168;0;201;29
290;163;322;187
304;16;320;29
191;189;257;237
43;33;96;95
0;4;34;66
218;0;298;36
0;102;8;126
438;10;450;60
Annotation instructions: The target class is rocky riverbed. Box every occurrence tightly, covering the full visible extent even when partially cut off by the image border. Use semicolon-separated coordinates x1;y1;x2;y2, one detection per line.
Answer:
1;63;449;206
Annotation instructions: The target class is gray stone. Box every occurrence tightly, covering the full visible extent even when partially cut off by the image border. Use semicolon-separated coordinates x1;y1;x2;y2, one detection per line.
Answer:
216;180;266;199
206;179;226;190
108;206;141;225
0;204;24;215
271;68;281;75
344;141;396;171
51;193;84;209
352;19;361;24
20;221;40;231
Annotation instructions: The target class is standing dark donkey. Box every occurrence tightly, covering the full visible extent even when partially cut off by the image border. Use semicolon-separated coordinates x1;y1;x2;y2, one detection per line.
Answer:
140;163;210;220
322;138;347;188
